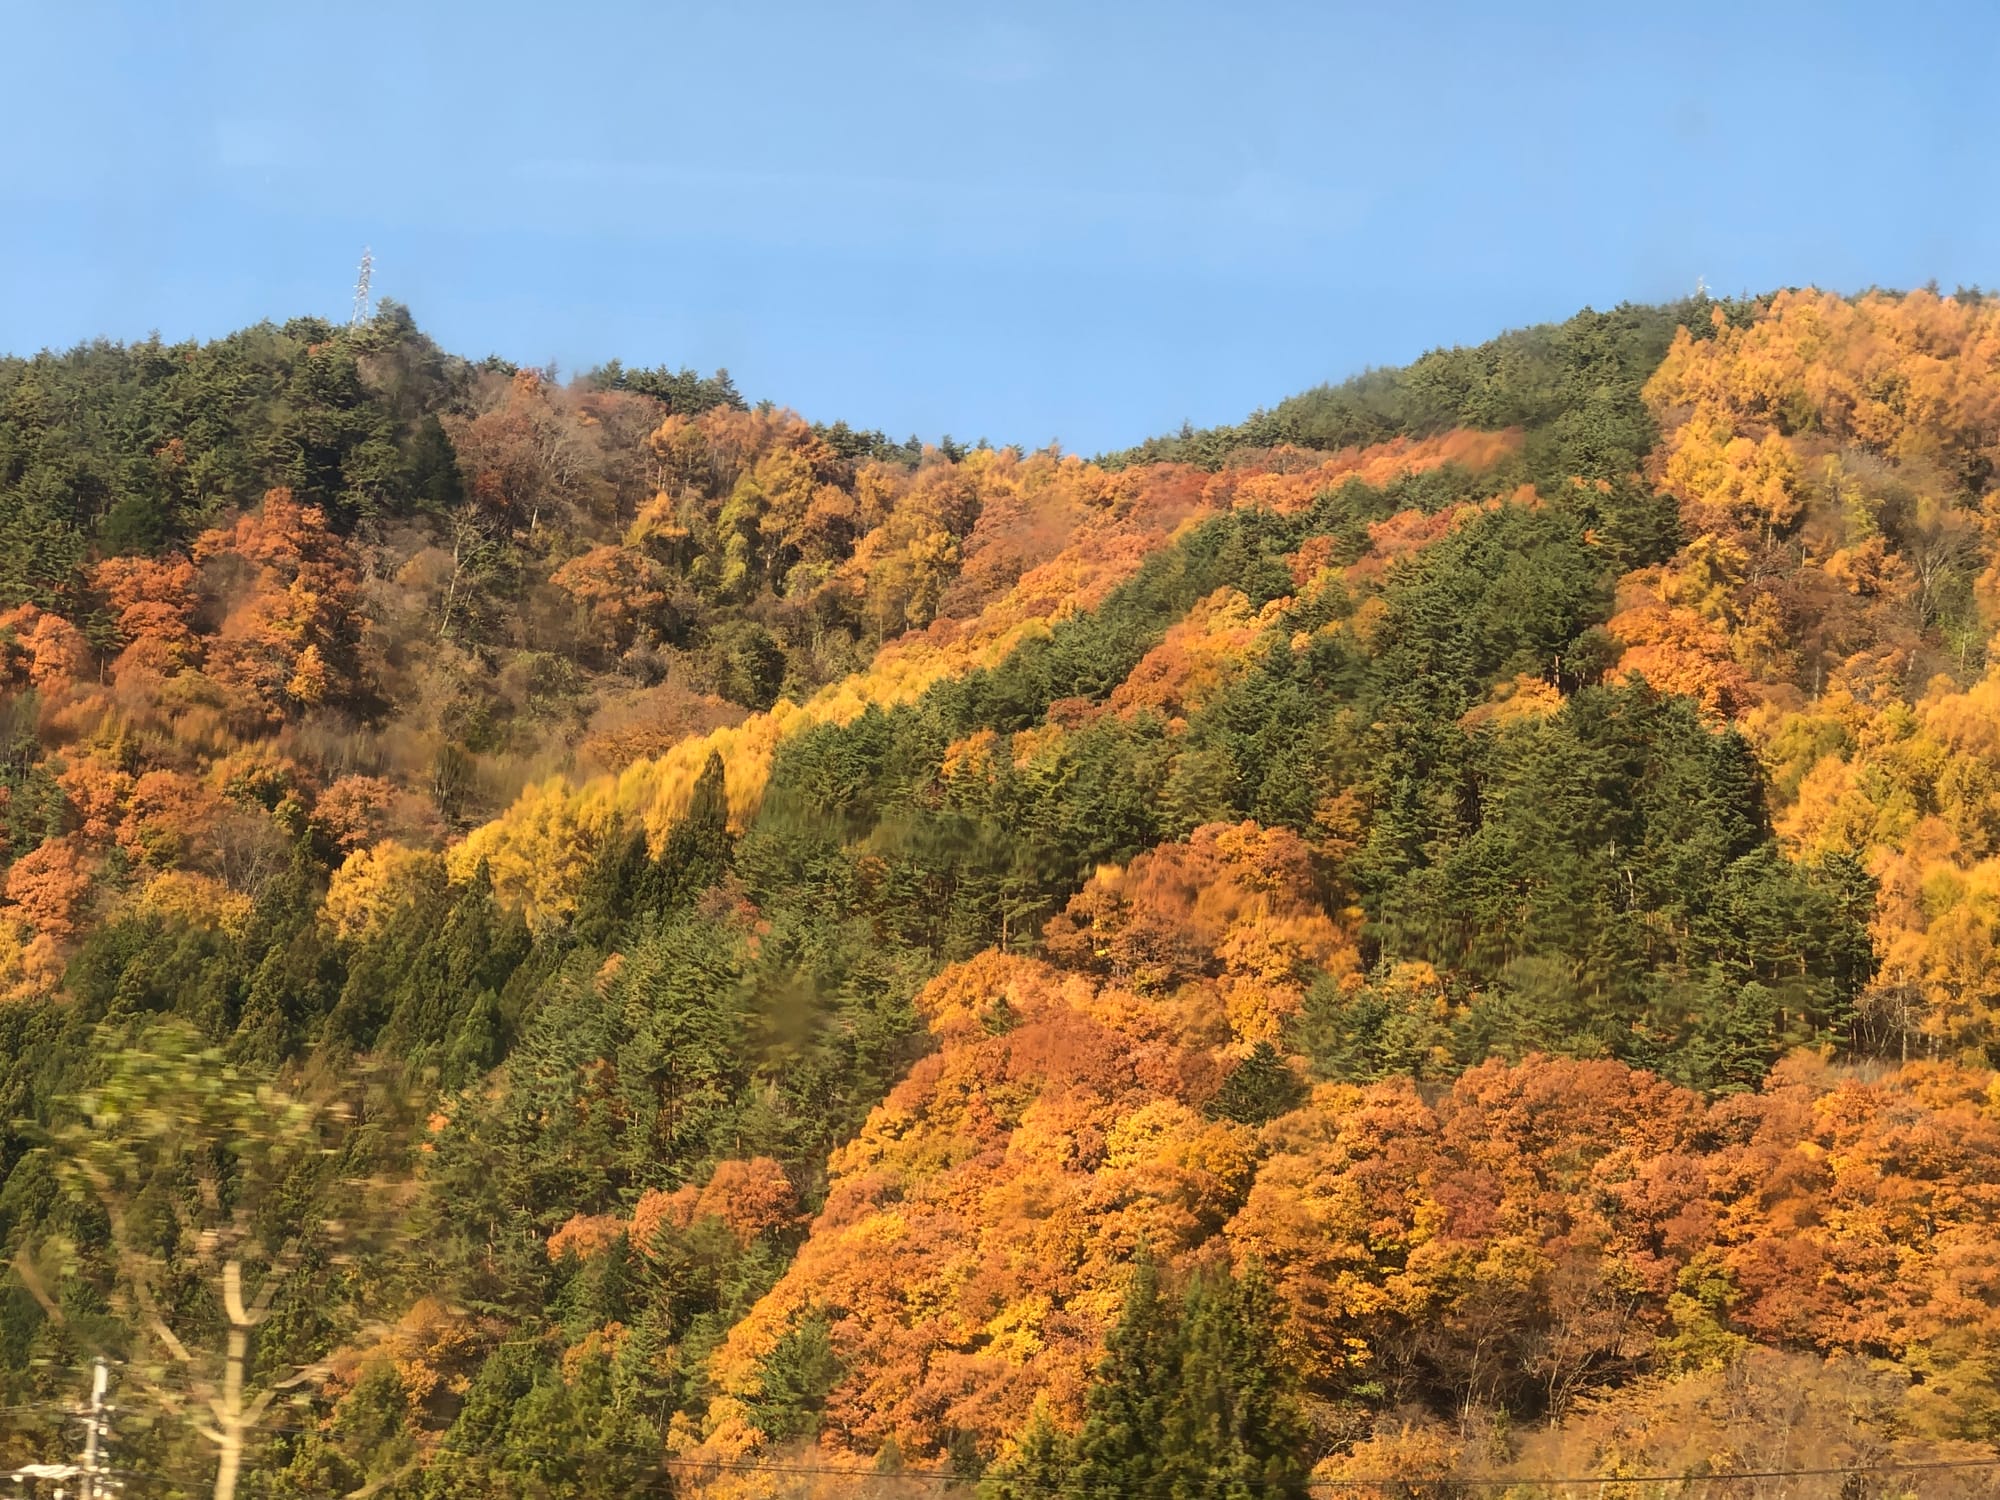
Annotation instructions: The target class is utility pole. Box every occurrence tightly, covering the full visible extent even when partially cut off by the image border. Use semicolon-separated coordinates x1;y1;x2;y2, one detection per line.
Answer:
79;1357;110;1500
2;1361;112;1499
351;246;375;327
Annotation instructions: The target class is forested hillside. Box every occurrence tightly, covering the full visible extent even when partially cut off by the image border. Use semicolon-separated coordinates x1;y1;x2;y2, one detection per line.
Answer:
2;288;1999;1499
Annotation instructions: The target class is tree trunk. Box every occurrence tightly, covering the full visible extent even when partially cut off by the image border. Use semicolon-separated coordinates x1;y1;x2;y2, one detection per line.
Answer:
214;1322;246;1500
214;1261;252;1500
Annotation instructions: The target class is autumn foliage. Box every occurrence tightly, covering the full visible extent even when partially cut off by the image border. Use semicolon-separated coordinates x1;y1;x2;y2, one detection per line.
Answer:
7;292;2000;1495
686;908;2000;1468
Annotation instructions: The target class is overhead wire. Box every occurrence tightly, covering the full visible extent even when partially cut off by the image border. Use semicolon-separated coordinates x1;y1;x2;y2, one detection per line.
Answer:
28;1378;2000;1493
77;1424;2000;1495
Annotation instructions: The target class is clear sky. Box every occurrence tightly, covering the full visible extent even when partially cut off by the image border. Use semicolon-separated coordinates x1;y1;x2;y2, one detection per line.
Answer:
2;1;1995;454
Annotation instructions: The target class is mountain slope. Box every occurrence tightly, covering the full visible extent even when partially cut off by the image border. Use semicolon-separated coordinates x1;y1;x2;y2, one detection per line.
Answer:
2;289;1999;1497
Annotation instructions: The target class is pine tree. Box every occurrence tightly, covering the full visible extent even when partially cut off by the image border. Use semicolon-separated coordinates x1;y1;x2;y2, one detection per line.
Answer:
1689;977;1780;1093
1207;1041;1308;1125
368;859;530;1080
571;814;652;952
638;751;733;915
1061;1258;1311;1500
1073;1253;1184;1500
981;1401;1074;1500
405;413;465;511
1163;1265;1309;1500
745;1310;843;1441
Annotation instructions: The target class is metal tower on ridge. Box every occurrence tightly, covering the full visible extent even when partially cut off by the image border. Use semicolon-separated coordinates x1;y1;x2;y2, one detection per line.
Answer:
351;247;375;326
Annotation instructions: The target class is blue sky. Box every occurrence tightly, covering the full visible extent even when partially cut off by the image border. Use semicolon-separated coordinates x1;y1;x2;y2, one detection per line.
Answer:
2;1;1995;453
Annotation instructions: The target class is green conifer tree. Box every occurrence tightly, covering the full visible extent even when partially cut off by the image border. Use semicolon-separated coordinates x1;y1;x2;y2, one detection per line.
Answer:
1073;1253;1184;1500
1163;1264;1309;1500
981;1401;1075;1500
638;752;733;916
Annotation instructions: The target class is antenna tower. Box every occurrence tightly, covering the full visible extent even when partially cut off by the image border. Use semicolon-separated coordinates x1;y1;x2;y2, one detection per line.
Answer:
351;247;375;326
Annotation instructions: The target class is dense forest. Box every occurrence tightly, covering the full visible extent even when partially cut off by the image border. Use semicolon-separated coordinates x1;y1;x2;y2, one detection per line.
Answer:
1;287;1998;1498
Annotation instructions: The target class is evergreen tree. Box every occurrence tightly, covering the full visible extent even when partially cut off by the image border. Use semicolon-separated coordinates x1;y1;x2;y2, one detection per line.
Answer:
1688;978;1782;1093
1207;1041;1308;1125
981;1402;1074;1500
1163;1265;1309;1500
744;1309;843;1441
638;751;733;915
1021;1259;1310;1500
571;815;653;953
405;413;465;511
1073;1254;1185;1500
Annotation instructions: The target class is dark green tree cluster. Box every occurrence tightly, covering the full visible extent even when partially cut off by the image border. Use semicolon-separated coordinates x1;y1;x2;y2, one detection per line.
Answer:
584;360;747;417
1298;683;1876;1090
0;303;475;605
408;1340;669;1500
986;1258;1309;1500
1103;294;1760;490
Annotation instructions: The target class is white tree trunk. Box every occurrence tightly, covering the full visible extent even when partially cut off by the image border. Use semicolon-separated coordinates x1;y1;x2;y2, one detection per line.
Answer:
213;1264;252;1500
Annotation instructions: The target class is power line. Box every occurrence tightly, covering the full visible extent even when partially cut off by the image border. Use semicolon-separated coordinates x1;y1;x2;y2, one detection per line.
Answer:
71;1387;2000;1494
643;1451;2000;1491
2;1361;118;1498
230;1434;2000;1493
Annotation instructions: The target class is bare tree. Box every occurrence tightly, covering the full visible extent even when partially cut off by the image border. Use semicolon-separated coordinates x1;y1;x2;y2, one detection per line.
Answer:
18;1022;414;1500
